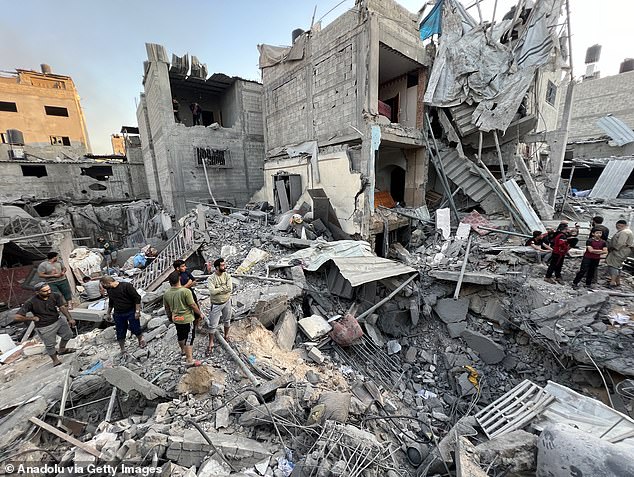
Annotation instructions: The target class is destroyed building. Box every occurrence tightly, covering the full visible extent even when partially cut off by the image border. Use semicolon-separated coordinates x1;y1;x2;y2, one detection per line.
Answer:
2;1;634;477
257;0;430;248
137;44;266;219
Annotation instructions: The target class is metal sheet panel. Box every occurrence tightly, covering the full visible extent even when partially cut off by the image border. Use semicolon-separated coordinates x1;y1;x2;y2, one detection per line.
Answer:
589;159;634;199
596;115;634;146
502;179;545;232
330;256;416;287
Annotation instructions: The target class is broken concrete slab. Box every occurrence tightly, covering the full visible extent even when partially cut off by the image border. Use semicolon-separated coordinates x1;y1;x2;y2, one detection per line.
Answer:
298;314;332;340
274;310;297;351
537;423;634;477
101;366;167;400
456;437;488;477
307;347;325;364
429;270;502;285
461;330;505;364
0;334;16;353
476;430;537;473
447;321;467;338
238;395;295;426
215;407;230;429
69;308;107;322
434;298;469;324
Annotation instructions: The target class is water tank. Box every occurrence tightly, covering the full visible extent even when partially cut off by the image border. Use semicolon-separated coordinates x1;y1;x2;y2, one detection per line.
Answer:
40;64;52;74
292;28;305;43
584;44;602;64
620;58;634;74
6;129;24;145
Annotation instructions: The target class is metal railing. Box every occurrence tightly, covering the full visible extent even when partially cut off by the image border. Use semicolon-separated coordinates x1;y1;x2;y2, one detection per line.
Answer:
132;224;196;291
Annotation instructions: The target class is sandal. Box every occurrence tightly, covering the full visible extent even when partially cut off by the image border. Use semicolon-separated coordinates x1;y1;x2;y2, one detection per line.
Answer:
205;346;214;357
58;348;76;355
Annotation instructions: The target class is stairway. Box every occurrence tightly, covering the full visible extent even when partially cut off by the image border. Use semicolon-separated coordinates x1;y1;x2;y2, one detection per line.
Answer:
132;224;200;292
439;149;503;214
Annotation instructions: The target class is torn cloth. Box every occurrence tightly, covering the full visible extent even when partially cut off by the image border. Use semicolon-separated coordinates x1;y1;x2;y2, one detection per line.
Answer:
419;0;444;40
424;0;564;132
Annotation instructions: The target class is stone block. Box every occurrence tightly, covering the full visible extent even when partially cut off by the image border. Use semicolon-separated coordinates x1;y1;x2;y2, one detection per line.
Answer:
461;330;505;364
274;310;297;351
70;308;108;322
434;298;469;324
239;395;295;426
307;347;325;364
215;406;230;429
476;430;537;473
298;315;332;340
447;321;467;338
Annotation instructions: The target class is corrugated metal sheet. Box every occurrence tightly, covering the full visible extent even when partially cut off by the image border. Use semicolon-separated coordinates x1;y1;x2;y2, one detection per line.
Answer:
330;256;417;287
596;115;634;146
502;179;545;232
589;159;634;199
275;240;374;271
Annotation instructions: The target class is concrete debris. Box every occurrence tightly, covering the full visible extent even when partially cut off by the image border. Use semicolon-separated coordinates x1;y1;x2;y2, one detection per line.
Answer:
101;366;167;400
461;329;506;364
298;314;332;340
434;297;469;324
476;430;538;473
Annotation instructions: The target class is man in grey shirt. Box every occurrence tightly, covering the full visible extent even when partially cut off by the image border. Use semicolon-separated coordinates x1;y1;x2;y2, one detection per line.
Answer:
37;252;73;305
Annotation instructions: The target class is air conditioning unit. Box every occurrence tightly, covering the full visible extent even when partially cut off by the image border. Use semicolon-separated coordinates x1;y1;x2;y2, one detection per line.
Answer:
8;148;25;160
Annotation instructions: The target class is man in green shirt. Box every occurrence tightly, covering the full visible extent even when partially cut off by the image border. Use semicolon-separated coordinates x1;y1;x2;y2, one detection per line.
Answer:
206;257;233;355
163;271;204;366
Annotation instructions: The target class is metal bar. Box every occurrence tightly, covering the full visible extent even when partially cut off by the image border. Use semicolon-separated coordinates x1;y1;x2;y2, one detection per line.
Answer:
493;130;506;182
56;369;72;428
476;225;532;238
105;387;117;422
6;229;73;241
453;235;472;299
215;332;260;386
357;273;418;321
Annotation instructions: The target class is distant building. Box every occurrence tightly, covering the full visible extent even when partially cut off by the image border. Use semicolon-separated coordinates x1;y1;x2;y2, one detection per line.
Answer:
137;44;266;218
0;65;91;160
0;66;148;204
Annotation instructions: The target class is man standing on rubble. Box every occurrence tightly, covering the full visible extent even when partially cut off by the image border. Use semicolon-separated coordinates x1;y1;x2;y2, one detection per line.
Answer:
205;257;233;355
606;220;634;288
164;271;204;366
572;228;608;289
173;259;201;320
14;282;76;367
100;276;146;354
545;225;571;284
37;252;73;307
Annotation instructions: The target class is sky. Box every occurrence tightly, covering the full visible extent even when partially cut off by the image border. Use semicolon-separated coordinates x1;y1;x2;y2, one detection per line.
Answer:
1;0;631;154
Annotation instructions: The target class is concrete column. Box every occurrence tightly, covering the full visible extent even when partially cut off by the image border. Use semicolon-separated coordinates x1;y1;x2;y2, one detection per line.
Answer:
404;148;427;207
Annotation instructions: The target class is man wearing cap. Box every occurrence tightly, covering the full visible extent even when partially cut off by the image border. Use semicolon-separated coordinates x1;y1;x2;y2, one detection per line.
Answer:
14;282;76;367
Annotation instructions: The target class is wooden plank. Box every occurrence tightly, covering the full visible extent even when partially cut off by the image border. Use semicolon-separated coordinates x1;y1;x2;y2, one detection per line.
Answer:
275;180;290;213
29;416;100;457
20;321;35;344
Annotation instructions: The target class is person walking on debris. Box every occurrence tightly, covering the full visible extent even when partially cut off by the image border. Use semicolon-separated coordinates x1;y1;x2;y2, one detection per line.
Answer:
37;252;73;308
526;230;552;265
190;102;202;126
100;276;146;354
173;99;181;123
589;216;609;241
606;220;634;289
98;237;118;268
164;271;204;367
544;225;571;284
205;257;233;356
14;282;76;367
572;228;608;289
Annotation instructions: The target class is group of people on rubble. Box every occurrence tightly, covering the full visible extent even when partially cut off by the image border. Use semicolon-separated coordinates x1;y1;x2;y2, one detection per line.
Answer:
525;216;634;289
14;250;235;368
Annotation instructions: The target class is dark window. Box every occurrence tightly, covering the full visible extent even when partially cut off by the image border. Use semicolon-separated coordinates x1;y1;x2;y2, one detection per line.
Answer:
21;165;48;177
196;147;229;167
546;81;557;106
0;101;18;112
44;105;69;117
50;136;71;146
80;165;113;181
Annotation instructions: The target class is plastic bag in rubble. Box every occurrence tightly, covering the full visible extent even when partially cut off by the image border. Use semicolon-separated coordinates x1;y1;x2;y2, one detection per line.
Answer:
277;449;295;477
236;248;270;274
329;313;363;346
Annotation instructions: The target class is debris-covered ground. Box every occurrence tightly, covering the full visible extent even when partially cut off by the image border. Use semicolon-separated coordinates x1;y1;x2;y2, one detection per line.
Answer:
1;204;634;477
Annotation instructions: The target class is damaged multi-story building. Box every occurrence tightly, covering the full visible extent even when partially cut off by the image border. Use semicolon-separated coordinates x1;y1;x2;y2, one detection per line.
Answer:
137;44;266;218
257;0;431;251
257;0;569;250
0;66;148;205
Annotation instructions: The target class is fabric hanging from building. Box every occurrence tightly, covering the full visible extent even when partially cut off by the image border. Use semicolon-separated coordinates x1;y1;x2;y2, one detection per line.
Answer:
424;0;564;133
419;0;444;40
